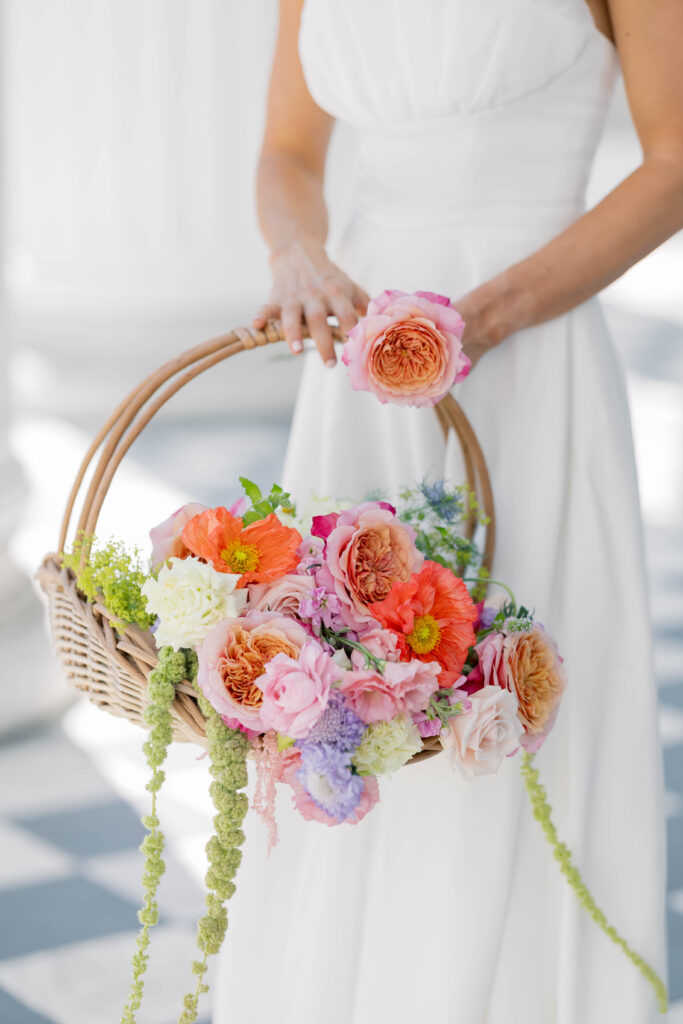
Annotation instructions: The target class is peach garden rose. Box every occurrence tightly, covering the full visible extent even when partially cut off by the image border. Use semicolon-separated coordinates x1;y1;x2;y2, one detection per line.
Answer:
314;501;424;627
341;289;470;407
196;609;308;734
468;624;566;753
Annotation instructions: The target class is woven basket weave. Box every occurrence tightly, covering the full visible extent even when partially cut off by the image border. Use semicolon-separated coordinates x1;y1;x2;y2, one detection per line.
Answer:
37;321;495;763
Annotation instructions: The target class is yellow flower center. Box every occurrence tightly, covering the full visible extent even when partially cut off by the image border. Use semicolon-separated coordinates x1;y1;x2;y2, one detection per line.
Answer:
406;613;441;654
220;540;260;574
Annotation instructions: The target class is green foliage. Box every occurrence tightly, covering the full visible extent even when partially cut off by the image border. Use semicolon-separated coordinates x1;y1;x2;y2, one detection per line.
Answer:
423;687;470;726
177;670;250;1024
521;753;668;1014
118;644;249;1024
119;647;188;1024
61;533;155;633
397;478;486;579
238;477;297;526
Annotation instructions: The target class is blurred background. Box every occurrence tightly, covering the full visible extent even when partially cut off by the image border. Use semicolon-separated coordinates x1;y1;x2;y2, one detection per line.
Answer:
0;2;681;1022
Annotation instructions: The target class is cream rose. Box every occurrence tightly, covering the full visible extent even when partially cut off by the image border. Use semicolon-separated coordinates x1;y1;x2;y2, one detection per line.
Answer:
440;685;523;780
142;556;247;650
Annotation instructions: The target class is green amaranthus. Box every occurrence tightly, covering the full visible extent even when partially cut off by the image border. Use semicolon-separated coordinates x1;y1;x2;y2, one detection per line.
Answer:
177;652;249;1024
115;646;249;1024
520;753;667;1014
120;647;186;1024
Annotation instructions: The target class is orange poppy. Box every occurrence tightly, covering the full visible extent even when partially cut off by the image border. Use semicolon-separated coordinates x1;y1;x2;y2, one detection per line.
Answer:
370;560;478;685
181;507;302;588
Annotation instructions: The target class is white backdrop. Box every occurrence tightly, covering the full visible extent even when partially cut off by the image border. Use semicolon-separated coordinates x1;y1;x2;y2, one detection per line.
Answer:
2;0;356;417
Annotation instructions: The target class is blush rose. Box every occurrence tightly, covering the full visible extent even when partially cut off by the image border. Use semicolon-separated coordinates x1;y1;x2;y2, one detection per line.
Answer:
341;289;470;407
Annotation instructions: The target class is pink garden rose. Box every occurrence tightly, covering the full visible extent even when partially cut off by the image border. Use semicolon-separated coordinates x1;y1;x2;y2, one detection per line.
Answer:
247;573;316;618
341;289;470;407
196;609;308;733
468;625;566;753
385;658;442;714
349;626;402;665
259;639;340;738
440;685;523;780
339;658;441;723
467;631;509;690
339;668;399;723
317;501;423;627
149;502;208;568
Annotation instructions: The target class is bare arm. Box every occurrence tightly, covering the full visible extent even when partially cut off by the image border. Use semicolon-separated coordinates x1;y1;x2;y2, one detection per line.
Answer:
252;0;369;365
457;0;683;366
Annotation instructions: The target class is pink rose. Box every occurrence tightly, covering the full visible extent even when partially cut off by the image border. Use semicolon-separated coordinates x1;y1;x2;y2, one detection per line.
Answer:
440;685;523;780
341;289;470;407
149;502;208;568
259;639;340;738
196;609;308;733
247;573;316;618
349;626;401;664
339;668;400;723
384;659;442;714
321;502;423;627
467;631;508;690
339;658;440;723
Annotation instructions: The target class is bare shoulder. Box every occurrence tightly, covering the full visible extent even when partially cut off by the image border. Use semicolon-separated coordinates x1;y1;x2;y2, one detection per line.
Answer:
603;0;683;160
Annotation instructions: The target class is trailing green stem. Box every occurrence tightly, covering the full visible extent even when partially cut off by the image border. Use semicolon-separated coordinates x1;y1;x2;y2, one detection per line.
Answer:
320;625;386;672
120;647;189;1024
520;752;668;1014
461;576;517;608
177;655;250;1024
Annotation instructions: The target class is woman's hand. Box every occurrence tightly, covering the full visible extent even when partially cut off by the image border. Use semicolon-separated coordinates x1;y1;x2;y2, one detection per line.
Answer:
253;237;370;366
454;272;527;370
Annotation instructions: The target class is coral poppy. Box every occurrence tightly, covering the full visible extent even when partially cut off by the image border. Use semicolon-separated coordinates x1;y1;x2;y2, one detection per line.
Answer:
181;507;302;588
370;560;478;685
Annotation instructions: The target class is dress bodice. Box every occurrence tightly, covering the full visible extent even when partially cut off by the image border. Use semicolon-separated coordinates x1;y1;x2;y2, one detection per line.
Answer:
299;0;619;233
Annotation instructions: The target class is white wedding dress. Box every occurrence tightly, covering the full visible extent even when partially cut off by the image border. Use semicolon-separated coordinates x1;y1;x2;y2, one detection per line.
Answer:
214;2;667;1021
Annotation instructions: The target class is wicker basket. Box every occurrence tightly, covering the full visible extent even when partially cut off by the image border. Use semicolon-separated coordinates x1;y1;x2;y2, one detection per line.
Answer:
37;321;495;763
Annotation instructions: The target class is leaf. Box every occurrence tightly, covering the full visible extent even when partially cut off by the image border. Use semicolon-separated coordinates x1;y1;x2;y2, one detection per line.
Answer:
238;477;262;504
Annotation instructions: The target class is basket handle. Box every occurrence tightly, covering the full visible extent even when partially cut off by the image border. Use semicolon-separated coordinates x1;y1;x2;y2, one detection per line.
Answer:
58;321;495;573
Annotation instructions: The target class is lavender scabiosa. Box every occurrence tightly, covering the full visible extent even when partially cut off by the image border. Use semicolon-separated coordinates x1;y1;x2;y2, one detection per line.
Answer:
296;690;365;752
296;744;364;822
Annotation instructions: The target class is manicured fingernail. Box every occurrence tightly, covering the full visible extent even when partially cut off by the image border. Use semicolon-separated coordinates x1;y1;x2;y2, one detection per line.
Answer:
325;358;336;368
291;339;303;353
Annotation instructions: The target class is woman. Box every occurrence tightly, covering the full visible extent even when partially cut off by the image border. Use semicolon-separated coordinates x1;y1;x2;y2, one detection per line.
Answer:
215;1;681;1020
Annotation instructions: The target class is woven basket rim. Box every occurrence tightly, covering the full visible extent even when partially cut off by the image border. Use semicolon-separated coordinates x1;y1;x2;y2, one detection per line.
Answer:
39;320;496;763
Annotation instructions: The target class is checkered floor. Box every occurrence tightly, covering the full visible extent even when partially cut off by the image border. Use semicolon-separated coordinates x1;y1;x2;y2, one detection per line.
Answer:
0;717;217;1024
1;522;681;1022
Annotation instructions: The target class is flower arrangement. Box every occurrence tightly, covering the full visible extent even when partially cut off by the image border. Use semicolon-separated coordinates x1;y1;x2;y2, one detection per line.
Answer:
59;289;667;1019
